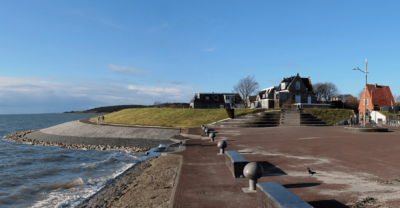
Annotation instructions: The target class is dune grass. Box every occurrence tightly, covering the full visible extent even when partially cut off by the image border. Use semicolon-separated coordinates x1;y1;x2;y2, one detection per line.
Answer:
302;108;354;125
90;108;280;128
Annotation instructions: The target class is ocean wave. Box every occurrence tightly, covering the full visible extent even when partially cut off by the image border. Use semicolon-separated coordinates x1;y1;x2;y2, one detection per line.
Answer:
45;178;84;190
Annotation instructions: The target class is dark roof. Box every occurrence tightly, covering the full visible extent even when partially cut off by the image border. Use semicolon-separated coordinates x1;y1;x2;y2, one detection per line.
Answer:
248;96;256;102
191;93;242;104
301;78;313;91
282;77;295;83
277;74;313;91
197;93;237;95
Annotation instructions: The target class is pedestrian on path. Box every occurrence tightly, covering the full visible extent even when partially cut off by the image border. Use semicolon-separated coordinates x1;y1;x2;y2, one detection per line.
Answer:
97;116;100;125
102;115;105;124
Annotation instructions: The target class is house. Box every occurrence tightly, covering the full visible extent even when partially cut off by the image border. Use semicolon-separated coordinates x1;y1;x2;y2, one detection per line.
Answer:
358;83;395;123
274;73;329;108
247;96;257;108
190;92;243;109
330;94;357;103
253;86;277;108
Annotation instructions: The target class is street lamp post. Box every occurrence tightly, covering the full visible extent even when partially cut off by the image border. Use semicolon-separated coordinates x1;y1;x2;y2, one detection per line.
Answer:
368;88;375;109
352;59;368;127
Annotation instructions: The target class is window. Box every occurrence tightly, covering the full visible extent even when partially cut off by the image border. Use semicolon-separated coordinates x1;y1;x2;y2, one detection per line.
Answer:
263;94;266;98
276;94;279;99
220;105;224;109
226;96;230;101
296;82;300;90
281;83;286;89
206;96;209;100
363;99;368;106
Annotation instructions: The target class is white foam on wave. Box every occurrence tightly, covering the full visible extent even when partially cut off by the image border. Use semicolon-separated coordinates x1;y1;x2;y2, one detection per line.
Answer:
29;150;143;208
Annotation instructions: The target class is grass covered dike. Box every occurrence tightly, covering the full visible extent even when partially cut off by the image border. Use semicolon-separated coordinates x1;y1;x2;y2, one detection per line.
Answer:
90;108;280;128
302;108;354;125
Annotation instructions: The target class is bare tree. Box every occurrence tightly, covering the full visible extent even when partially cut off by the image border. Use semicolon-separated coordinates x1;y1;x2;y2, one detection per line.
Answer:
312;82;339;103
232;75;259;108
313;82;326;102
323;82;339;103
395;94;400;107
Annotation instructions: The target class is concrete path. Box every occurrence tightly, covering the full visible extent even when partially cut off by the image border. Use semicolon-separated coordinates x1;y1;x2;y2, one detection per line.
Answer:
26;120;180;148
171;125;400;208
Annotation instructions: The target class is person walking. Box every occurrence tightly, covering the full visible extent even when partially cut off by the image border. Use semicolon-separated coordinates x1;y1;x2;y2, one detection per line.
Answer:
97;116;100;125
101;115;105;124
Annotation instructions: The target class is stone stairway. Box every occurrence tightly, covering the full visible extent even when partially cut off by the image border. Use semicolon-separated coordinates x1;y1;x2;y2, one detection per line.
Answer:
300;113;328;126
207;110;281;128
280;109;300;126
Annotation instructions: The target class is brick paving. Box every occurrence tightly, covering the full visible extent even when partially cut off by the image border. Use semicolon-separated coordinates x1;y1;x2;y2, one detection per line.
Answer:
172;125;400;208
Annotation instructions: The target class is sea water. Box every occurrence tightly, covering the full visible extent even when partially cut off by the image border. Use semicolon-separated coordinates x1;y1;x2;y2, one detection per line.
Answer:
0;114;144;208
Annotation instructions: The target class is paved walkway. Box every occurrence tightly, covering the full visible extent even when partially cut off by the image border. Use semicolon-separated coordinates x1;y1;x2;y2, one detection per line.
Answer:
172;125;400;208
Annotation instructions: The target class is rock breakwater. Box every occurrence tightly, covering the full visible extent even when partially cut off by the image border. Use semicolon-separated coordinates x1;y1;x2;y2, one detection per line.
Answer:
6;130;150;152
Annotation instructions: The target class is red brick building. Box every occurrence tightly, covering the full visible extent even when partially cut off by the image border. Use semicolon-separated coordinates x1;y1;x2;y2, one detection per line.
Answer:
358;83;395;122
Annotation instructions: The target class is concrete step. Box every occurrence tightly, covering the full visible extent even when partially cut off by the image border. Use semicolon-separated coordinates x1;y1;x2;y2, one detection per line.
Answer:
210;110;281;128
299;113;327;126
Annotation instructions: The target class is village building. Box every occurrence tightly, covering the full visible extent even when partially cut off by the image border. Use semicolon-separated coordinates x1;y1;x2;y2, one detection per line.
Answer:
247;96;257;108
190;92;243;109
330;94;357;103
274;73;328;108
251;86;277;108
358;83;395;123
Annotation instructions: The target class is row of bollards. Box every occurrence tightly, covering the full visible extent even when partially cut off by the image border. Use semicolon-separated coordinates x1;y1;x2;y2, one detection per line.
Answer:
200;125;263;192
201;125;226;153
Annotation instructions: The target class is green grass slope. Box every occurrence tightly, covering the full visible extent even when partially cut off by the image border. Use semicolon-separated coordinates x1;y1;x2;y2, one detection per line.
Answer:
378;111;400;119
90;108;280;128
302;108;354;125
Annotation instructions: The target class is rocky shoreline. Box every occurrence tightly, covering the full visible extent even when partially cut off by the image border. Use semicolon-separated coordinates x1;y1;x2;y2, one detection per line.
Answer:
5;130;150;152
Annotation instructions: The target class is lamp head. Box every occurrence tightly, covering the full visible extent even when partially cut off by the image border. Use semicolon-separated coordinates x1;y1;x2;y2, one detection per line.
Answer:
352;68;356;70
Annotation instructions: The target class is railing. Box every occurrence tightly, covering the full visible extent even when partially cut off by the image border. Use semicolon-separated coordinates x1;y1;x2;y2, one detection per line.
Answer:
386;116;400;127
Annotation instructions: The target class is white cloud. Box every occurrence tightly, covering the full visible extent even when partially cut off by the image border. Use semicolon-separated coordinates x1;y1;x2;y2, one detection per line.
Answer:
108;64;148;75
0;77;194;114
128;85;137;90
204;47;216;52
128;85;181;96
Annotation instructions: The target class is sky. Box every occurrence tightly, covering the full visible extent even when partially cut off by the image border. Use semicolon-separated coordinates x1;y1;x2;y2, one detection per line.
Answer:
1;0;400;114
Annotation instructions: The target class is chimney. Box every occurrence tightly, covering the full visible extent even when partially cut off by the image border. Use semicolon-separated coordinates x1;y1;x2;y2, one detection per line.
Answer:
297;73;299;76
375;83;378;88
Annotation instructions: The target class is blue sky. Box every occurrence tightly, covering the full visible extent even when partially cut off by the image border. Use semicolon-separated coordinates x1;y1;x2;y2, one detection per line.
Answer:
1;0;399;113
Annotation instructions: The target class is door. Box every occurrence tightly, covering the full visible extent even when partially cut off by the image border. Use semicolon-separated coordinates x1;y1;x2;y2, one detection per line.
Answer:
295;95;301;103
308;96;311;104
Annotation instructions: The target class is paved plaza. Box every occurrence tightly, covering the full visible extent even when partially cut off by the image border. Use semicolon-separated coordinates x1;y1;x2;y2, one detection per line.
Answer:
172;126;400;208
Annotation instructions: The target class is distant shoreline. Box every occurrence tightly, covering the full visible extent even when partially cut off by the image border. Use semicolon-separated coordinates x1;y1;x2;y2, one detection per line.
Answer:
62;112;109;114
